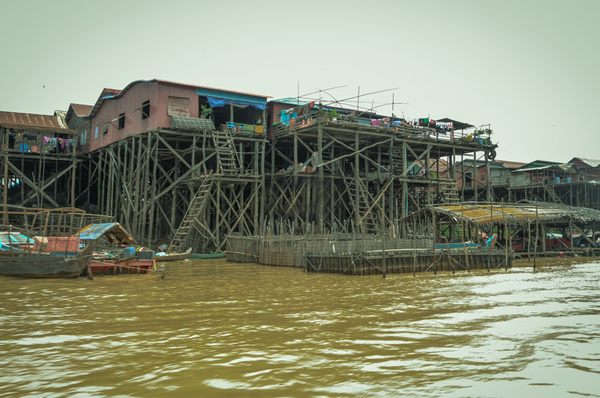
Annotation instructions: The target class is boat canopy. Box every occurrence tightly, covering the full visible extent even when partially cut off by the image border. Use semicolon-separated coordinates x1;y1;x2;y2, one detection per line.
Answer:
0;232;35;245
74;223;136;246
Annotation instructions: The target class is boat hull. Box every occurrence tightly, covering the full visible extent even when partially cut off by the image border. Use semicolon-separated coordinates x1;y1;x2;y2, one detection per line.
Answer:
189;252;225;259
153;247;192;262
89;258;155;275
0;246;91;278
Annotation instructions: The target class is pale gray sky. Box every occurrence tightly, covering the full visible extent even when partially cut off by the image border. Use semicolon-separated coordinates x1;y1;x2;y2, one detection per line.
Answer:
1;0;598;163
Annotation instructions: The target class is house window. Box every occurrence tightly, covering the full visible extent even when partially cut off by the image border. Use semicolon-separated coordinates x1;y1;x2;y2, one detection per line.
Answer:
465;172;473;185
142;100;150;119
94;126;98;139
167;96;190;117
102;123;108;134
80;130;87;145
118;113;125;129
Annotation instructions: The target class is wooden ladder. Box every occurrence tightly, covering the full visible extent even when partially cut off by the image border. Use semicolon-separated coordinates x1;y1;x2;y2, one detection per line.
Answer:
212;130;241;175
168;177;214;253
347;165;377;233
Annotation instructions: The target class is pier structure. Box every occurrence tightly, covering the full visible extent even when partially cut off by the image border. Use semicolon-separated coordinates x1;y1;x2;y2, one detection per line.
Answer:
62;79;271;254
265;105;498;236
84;121;268;253
0;111;80;226
84;105;497;253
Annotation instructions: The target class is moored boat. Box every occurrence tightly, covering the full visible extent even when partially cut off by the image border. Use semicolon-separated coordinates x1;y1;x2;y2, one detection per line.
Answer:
0;245;92;278
189;252;225;259
154;247;192;262
73;223;155;276
88;255;155;276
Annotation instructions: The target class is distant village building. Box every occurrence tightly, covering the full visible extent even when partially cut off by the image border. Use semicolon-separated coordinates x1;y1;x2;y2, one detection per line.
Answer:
0;110;79;212
568;158;600;180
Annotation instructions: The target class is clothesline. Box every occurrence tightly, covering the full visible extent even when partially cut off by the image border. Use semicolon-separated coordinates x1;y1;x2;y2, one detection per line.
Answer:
9;132;74;149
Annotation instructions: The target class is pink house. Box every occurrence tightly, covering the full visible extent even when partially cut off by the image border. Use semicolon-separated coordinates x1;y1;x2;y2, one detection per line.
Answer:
88;79;270;152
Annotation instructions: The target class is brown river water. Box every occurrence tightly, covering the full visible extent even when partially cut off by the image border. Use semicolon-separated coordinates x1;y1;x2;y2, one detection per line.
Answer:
0;257;599;397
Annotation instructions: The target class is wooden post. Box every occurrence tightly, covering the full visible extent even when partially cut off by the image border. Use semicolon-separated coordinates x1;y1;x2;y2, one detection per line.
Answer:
2;154;8;226
432;209;437;275
71;132;77;208
534;203;539;269
569;218;575;256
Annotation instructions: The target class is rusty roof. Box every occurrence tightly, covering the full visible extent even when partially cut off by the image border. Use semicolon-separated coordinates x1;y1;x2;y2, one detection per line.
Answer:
0;111;64;130
425;202;600;225
69;103;93;117
496;160;527;169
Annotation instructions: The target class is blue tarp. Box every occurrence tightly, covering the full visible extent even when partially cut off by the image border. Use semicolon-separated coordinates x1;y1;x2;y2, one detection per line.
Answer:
0;243;25;252
206;96;266;110
0;232;34;245
196;87;267;110
75;223;136;245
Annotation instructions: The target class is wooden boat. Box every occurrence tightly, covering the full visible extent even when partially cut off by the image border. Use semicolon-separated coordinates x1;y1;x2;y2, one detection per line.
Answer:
189;252;225;259
72;222;155;276
0;245;92;278
154;247;192;262
88;256;155;276
88;248;155;276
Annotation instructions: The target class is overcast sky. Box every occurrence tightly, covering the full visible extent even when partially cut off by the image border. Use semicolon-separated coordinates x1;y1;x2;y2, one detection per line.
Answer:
1;0;597;163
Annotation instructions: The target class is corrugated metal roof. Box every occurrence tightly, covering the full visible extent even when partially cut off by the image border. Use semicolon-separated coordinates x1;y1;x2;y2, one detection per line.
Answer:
571;157;600;168
70;103;93;117
271;97;311;105
87;88;122;119
427;202;600;225
496;160;527;169
0;111;64;129
75;223;136;245
511;164;578;174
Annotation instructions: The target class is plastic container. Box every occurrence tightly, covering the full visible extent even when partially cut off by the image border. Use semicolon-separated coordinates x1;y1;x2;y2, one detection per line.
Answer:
555;177;561;184
123;247;136;259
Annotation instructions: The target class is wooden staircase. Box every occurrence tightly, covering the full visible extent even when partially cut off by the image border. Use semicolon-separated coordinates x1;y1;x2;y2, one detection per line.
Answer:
389;145;403;174
438;182;461;204
348;174;377;233
168;177;214;253
544;183;562;203
212;130;241;174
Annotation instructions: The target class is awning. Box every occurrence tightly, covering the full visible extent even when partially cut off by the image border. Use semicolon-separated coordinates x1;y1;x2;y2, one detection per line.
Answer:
196;88;267;110
436;118;475;130
75;223;136;245
206;96;266;110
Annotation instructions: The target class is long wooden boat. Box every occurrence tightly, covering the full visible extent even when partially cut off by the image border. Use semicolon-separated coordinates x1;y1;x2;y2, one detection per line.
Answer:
0;245;92;278
88;256;156;276
154;247;192;262
189;252;225;259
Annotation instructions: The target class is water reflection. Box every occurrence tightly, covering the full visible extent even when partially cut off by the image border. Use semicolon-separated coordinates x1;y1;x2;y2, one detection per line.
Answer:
0;258;599;397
